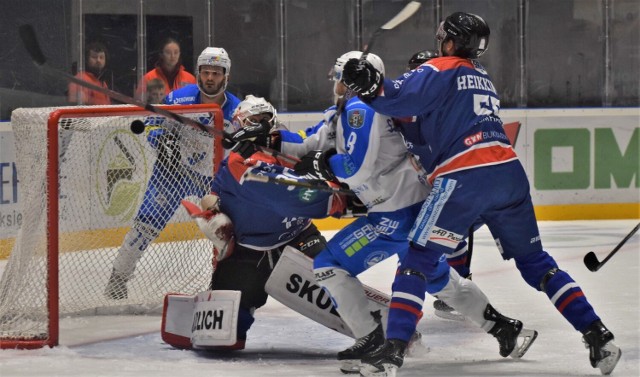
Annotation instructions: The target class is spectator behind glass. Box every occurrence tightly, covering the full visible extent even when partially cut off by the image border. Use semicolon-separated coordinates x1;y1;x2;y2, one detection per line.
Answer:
145;78;166;104
68;41;112;105
136;37;196;101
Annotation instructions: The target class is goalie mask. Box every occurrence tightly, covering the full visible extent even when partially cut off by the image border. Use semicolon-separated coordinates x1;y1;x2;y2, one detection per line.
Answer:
329;51;385;102
230;95;278;133
197;47;231;98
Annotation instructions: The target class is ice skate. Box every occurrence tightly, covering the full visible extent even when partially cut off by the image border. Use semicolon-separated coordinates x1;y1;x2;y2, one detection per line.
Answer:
405;330;425;356
338;323;385;374
104;269;128;300
433;299;465;321
359;339;407;377
582;320;621;375
485;304;537;358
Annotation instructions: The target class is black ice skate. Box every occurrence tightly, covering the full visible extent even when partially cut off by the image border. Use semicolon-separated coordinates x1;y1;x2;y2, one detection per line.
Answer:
433;299;465;321
104;269;128;300
359;339;407;377
582;320;621;375
405;330;424;356
485;304;538;358
338;323;385;374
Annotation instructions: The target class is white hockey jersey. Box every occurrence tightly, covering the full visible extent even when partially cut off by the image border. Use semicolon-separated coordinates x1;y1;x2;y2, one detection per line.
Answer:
280;98;429;213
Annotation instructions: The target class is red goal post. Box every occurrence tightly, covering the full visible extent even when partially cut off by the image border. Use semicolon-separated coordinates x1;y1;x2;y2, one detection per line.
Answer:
0;104;224;349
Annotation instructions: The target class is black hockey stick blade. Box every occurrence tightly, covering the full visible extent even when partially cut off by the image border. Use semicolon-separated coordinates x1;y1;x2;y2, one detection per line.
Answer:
584;222;640;272
19;25;46;66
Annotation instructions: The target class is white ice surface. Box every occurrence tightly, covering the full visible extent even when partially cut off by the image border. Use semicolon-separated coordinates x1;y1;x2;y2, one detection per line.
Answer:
0;220;638;377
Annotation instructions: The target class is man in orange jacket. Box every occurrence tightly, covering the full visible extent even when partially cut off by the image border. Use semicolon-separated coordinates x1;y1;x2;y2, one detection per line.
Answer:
68;42;111;105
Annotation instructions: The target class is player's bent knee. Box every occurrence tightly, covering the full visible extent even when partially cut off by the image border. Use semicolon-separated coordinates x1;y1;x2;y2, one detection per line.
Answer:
514;251;559;291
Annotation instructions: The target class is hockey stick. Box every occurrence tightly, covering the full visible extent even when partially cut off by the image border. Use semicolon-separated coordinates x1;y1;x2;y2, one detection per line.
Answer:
332;1;421;126
583;222;640;272
244;172;357;196
19;25;213;135
18;24;299;166
465;226;474;272
362;1;421;58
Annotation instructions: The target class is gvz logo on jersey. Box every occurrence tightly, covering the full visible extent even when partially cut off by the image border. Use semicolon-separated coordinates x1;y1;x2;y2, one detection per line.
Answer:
347;109;366;128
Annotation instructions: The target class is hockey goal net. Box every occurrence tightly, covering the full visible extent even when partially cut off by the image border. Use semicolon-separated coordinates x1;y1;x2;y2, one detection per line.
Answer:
0;104;224;349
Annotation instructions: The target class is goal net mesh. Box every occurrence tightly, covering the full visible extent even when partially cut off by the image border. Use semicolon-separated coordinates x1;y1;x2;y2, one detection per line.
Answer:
0;104;224;346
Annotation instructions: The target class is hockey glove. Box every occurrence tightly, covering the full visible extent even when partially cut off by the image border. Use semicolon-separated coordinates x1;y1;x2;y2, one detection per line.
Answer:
156;132;182;170
342;58;383;101
181;195;235;263
293;148;337;182
223;119;273;149
345;195;368;217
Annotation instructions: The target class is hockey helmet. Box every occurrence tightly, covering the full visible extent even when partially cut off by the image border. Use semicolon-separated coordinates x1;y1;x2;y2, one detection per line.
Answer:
231;95;277;132
329;51;385;83
436;12;490;59
197;47;231;75
407;50;439;70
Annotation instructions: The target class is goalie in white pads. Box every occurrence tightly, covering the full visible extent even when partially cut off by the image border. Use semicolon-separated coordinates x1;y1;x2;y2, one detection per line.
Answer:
257;51;537;374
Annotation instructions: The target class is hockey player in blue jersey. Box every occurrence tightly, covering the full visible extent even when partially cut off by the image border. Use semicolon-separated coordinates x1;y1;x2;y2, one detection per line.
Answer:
105;47;241;299
186;95;349;350
276;51;536;374
342;12;621;376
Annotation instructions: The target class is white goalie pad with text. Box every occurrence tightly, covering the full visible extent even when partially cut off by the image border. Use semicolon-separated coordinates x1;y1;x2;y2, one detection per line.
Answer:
161;290;241;349
265;246;391;338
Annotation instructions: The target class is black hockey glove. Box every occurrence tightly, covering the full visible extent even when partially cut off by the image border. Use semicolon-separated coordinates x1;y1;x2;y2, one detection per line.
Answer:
230;140;259;160
156;132;181;170
293;148;337;181
222;119;273;149
345;195;368;217
342;58;383;101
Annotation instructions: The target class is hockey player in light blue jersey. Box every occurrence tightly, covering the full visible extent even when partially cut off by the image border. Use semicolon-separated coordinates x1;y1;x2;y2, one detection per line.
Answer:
343;12;620;376
105;47;241;300
278;51;535;374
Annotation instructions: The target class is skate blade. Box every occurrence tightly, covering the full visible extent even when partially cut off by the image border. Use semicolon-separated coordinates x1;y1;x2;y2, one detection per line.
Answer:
359;363;398;377
433;308;465;321
406;332;427;357
510;328;538;359
597;342;621;375
340;359;361;374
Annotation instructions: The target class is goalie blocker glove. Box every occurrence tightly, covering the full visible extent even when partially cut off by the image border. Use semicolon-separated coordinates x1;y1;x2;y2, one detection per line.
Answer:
342;58;383;101
293;148;337;182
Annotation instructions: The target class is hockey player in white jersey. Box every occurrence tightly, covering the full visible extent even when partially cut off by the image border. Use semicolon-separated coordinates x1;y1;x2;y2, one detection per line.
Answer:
271;51;537;373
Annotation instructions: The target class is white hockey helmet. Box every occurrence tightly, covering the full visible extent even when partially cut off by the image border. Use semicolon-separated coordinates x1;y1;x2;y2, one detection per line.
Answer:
231;95;278;132
329;50;385;83
197;47;231;75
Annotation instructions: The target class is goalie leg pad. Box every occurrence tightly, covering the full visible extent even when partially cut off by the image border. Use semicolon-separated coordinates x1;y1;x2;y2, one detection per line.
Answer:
431;268;492;331
314;264;383;339
265;246;390;339
161;290;243;350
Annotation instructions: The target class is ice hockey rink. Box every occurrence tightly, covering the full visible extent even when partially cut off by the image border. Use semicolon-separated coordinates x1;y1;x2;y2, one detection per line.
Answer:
0;219;638;377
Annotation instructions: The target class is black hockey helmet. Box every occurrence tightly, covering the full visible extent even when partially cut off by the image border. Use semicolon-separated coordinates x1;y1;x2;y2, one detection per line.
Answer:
407;50;439;70
436;12;490;59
